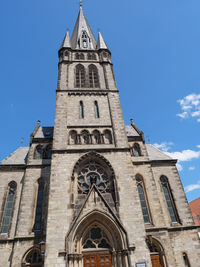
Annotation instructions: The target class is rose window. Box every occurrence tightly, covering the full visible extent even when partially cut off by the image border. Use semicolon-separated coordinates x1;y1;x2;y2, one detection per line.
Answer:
83;227;111;249
77;161;110;194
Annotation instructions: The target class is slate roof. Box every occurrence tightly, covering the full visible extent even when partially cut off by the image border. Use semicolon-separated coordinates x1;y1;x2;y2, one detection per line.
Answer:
146;144;172;161
71;7;97;50
34;127;54;139
97;32;108;50
0;147;29;165
125;126;140;137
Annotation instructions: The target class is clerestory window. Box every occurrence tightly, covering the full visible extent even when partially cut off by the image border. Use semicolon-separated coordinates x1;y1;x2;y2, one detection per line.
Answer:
136;176;151;224
160;176;179;223
1;181;17;234
94;101;100;118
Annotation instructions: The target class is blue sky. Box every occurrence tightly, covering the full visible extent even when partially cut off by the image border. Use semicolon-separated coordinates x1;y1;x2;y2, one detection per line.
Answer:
0;0;200;202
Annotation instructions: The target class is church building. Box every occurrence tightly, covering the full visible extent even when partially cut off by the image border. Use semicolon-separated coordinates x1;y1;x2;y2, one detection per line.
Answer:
0;5;200;267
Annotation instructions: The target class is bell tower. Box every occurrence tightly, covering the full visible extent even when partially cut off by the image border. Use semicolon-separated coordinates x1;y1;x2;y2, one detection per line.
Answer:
45;5;150;267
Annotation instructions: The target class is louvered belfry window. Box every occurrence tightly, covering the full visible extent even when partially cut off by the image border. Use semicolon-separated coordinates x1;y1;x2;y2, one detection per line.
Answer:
75;64;85;88
89;65;99;88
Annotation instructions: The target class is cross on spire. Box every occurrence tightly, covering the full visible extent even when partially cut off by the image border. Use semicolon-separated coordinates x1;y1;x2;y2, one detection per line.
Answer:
80;0;83;8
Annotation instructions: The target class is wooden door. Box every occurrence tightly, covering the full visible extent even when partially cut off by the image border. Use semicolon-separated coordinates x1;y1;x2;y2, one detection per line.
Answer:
83;253;112;267
151;254;162;267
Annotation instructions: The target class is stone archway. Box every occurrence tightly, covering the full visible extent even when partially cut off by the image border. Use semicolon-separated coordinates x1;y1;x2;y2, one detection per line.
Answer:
21;247;43;267
146;237;167;267
66;211;130;267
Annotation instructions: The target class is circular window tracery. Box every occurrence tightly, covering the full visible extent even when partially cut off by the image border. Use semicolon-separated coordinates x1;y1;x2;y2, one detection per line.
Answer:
83;227;111;250
78;161;110;194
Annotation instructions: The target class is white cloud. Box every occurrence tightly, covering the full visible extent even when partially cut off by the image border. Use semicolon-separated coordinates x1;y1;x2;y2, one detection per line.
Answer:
176;163;183;171
185;181;200;193
165;150;200;162
154;142;200;172
188;166;195;171
177;93;200;123
153;142;174;152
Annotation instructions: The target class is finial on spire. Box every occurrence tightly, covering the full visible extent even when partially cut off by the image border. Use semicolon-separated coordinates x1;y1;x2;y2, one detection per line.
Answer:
80;0;82;8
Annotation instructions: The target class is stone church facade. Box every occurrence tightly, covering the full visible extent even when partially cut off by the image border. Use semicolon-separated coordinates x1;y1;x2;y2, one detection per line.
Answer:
0;6;200;267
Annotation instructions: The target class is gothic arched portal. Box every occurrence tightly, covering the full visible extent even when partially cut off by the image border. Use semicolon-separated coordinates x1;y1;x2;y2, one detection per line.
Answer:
66;211;130;267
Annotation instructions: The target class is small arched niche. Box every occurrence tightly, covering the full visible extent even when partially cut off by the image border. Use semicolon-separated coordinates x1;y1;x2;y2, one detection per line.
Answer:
69;130;78;145
92;130;101;144
103;130;112;144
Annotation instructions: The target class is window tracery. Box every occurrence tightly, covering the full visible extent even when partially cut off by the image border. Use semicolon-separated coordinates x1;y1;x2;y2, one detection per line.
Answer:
83;227;111;249
77;161;110;194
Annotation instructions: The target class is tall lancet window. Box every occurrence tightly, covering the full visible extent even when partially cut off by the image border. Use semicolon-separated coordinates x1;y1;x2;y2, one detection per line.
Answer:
1;181;17;234
160;176;179;223
89;64;99;88
80;101;84;119
33;180;45;232
94;101;100;118
136;176;151;224
75;64;85;88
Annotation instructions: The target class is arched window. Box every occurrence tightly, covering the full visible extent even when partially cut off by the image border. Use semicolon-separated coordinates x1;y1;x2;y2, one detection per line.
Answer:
69;130;78;145
65;51;68;56
94;101;100;118
136;176;151;224
80;53;84;60
75;64;85;88
104;130;112;144
160;176;179;223
183;252;191;267
133;143;141;157
81;130;90;144
33;180;45;232
88;65;99;88
24;248;43;266
1;181;17;234
146;237;166;267
92;130;101;144
34;146;43;159
80;101;84;119
88;53;96;60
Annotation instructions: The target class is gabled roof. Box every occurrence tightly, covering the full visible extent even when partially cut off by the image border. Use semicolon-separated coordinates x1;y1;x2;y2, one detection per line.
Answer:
71;7;97;50
34;126;54;139
97;32;108;50
0;147;29;165
125;125;140;137
146;144;172;161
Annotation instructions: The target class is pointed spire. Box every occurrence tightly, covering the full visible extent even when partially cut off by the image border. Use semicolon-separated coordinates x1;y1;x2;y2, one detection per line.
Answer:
60;31;71;50
71;7;97;50
97;31;108;50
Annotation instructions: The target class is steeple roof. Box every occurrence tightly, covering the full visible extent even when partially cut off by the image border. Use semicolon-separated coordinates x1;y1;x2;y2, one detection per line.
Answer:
97;32;108;50
60;31;71;49
71;7;97;50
